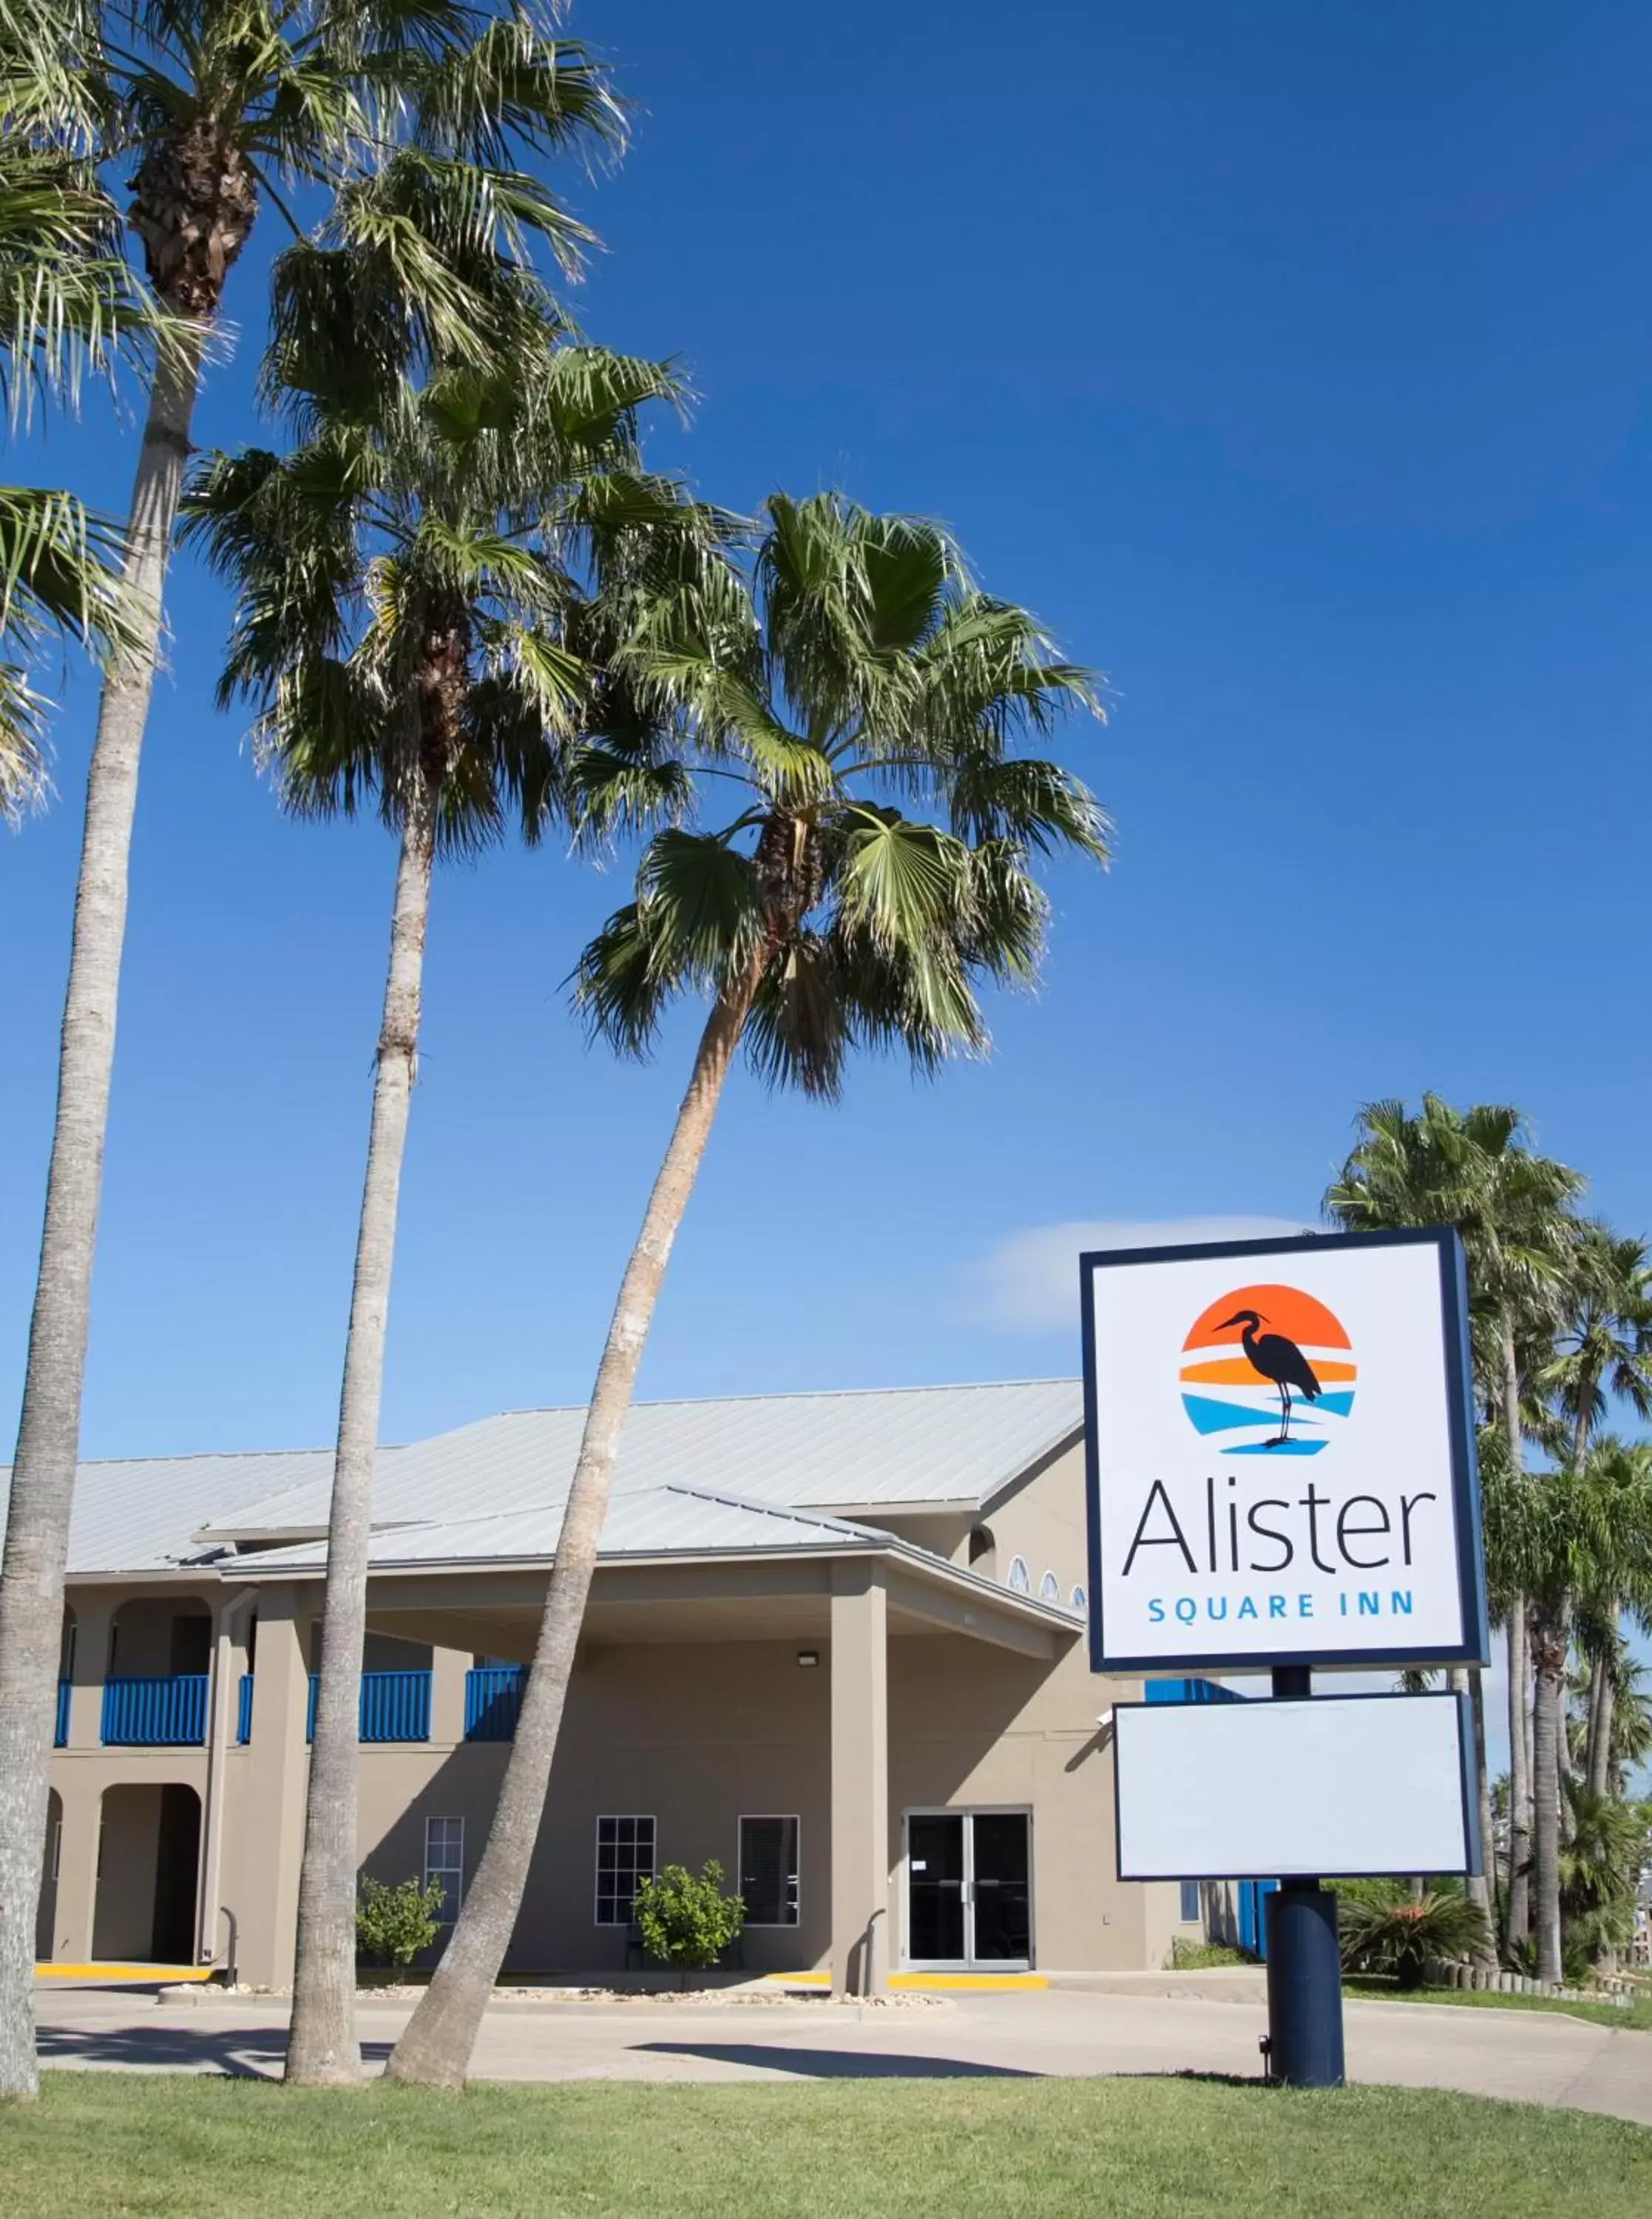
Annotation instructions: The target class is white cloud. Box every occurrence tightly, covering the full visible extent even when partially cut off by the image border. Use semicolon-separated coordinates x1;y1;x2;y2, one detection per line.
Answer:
972;1215;1317;1332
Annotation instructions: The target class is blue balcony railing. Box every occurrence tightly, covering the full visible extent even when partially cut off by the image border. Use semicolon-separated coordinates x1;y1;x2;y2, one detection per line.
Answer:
101;1673;209;1746
55;1680;70;1747
237;1672;254;1745
464;1665;526;1741
305;1669;430;1744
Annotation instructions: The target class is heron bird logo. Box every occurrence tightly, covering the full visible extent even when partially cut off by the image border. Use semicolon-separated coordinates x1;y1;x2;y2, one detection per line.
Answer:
1179;1284;1357;1456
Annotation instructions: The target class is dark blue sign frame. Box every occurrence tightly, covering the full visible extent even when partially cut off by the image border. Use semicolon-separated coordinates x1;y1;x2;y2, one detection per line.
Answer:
1080;1225;1490;1675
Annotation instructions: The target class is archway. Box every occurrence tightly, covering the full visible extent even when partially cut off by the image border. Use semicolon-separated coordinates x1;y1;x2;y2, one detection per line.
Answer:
36;1790;61;1960
92;1783;202;1964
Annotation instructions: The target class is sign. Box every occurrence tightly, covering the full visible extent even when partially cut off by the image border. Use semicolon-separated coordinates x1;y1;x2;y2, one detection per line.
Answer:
1113;1691;1482;1879
1081;1227;1488;1672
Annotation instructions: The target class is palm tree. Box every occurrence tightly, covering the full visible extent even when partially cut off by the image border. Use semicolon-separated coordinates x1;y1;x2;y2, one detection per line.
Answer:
1325;1096;1582;1955
0;0;621;2103
0;0;172;814
1541;1228;1652;1800
1497;1436;1652;1984
385;493;1108;2087
186;299;698;2080
1559;1786;1649;1970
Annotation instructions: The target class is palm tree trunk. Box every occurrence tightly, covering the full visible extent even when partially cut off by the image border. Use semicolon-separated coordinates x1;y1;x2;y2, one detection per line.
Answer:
1452;1666;1495;1956
1585;1646;1615;1802
385;958;762;2090
1498;1308;1533;1959
1531;1609;1568;1986
1505;1601;1532;1954
285;786;436;2086
0;345;200;2101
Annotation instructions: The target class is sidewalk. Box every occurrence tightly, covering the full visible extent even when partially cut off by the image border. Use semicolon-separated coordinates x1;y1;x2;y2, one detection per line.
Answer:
33;1979;1652;2127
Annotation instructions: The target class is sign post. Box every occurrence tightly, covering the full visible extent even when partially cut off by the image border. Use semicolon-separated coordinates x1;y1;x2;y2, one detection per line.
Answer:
1262;1666;1343;2089
1080;1226;1489;2090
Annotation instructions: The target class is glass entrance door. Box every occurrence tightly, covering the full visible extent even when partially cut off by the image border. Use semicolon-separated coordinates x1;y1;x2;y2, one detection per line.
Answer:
904;1810;1031;1968
906;1814;966;1962
970;1811;1032;1962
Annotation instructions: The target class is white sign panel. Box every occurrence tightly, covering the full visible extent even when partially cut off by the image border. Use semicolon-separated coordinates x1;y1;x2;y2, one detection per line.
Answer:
1114;1692;1480;1879
1083;1229;1487;1671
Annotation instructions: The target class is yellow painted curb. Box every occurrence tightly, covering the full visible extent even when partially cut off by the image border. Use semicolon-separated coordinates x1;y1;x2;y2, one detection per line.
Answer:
892;1971;1047;1991
36;1962;212;1982
762;1970;1047;1993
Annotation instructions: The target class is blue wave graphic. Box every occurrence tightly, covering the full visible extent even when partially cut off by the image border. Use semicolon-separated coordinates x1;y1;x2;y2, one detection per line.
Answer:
1223;1439;1328;1457
1179;1388;1355;1433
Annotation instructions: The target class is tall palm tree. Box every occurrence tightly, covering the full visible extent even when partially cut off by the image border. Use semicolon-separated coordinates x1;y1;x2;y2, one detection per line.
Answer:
186;303;698;2080
385;493;1108;2087
1325;1096;1582;1955
0;0;621;2103
0;0;172;814
1499;1436;1652;1984
1541;1228;1652;1800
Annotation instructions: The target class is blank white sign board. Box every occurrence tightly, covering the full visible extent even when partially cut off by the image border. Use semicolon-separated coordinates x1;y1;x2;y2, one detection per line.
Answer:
1114;1692;1477;1879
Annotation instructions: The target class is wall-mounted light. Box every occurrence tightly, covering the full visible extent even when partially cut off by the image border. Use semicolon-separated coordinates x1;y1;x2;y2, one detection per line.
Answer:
796;1649;820;1669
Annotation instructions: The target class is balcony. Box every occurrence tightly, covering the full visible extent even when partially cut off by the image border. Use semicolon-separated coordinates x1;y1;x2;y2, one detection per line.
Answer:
55;1681;70;1747
101;1674;209;1746
305;1669;431;1744
464;1665;527;1741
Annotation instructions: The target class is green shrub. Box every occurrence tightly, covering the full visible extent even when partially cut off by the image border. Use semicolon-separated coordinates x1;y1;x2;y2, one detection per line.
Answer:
355;1874;444;1968
1338;1882;1489;1989
1165;1938;1254;1970
632;1860;745;1983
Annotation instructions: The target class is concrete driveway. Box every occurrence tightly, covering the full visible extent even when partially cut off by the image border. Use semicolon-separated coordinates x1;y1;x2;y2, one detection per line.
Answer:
33;1982;1651;2129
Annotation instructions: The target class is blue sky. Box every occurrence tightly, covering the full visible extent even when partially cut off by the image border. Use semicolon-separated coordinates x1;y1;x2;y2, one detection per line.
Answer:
4;0;1652;1490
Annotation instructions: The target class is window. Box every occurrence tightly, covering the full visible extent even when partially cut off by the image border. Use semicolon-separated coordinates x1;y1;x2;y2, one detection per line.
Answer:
424;1816;464;1919
1072;1585;1087;1613
739;1816;799;1927
1039;1570;1060;1603
1179;1879;1201;1924
1007;1556;1031;1594
595;1814;655;1925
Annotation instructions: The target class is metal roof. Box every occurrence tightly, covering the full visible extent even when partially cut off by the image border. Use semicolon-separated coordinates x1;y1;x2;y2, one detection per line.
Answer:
0;1447;403;1576
7;1379;1083;1580
203;1379;1084;1545
229;1482;894;1575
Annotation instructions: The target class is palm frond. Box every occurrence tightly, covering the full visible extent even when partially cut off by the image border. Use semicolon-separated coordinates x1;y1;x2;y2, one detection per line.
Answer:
401;23;624;178
946;753;1111;859
0;655;50;822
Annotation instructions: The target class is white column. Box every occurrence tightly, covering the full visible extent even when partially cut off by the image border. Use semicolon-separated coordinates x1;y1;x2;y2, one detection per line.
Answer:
49;1774;102;1963
830;1561;889;1996
430;1644;469;1746
234;1585;312;1988
67;1593;116;1751
195;1591;253;1966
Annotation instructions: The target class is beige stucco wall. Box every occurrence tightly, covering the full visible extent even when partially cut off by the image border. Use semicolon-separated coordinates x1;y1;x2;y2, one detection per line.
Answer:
355;1639;835;1976
339;1624;1159;1976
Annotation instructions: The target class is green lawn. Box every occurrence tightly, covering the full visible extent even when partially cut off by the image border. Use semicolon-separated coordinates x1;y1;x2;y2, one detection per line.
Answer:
4;2075;1648;2219
1343;1977;1652;2033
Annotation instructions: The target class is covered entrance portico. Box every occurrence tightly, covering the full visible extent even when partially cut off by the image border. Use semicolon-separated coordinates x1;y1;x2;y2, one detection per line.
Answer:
231;1521;1074;1995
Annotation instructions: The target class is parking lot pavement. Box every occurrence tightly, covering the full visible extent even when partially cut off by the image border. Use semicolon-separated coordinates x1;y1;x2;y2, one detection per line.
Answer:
32;1982;1652;2127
